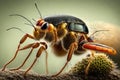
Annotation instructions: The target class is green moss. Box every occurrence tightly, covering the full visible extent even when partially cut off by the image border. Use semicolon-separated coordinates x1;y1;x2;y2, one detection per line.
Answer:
69;53;115;76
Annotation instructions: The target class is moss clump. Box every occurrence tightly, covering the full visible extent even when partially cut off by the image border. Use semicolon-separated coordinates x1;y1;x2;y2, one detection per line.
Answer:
69;53;115;76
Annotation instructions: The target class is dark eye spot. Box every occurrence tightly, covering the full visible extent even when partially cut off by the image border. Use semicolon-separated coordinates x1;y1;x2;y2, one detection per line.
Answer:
41;22;48;30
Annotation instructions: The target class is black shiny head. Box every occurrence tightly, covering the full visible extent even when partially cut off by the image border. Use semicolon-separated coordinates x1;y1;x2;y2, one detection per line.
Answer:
41;22;49;30
44;15;89;34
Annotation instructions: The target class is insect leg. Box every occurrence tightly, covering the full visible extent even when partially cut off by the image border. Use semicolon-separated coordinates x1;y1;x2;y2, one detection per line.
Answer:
45;50;49;74
39;42;49;74
85;50;95;75
52;42;78;77
10;42;40;71
2;34;34;71
24;45;47;76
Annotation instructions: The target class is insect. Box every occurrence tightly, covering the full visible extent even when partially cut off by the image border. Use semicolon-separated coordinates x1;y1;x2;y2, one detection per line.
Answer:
1;3;116;77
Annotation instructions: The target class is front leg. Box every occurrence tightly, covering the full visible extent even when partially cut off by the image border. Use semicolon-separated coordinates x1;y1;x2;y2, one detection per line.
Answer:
2;33;35;71
10;42;39;71
24;44;47;76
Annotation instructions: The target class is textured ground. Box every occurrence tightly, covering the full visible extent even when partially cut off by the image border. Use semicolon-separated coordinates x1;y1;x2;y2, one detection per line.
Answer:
0;69;120;80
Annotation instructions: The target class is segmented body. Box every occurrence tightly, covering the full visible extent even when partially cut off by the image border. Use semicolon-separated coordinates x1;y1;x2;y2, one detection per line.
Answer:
42;15;89;56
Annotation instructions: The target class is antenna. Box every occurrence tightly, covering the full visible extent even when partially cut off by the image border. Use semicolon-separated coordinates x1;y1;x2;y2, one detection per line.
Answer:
24;23;33;26
6;27;25;33
89;30;109;38
9;14;36;31
32;18;37;22
35;3;42;18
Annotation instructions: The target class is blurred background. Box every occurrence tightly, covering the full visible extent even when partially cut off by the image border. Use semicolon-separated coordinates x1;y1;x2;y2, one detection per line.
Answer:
0;0;120;74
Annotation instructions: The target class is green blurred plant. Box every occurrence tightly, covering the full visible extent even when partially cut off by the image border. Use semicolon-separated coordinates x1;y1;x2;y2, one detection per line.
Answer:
69;53;115;76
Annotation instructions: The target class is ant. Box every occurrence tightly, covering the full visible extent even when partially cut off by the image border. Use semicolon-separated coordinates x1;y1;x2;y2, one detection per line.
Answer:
1;3;116;77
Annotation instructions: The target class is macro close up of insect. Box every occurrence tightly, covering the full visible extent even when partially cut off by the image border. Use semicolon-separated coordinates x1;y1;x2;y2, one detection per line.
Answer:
1;3;117;77
0;1;120;79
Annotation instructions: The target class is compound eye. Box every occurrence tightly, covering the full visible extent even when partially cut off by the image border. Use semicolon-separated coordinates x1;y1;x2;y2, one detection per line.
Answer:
69;23;88;34
41;22;49;30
